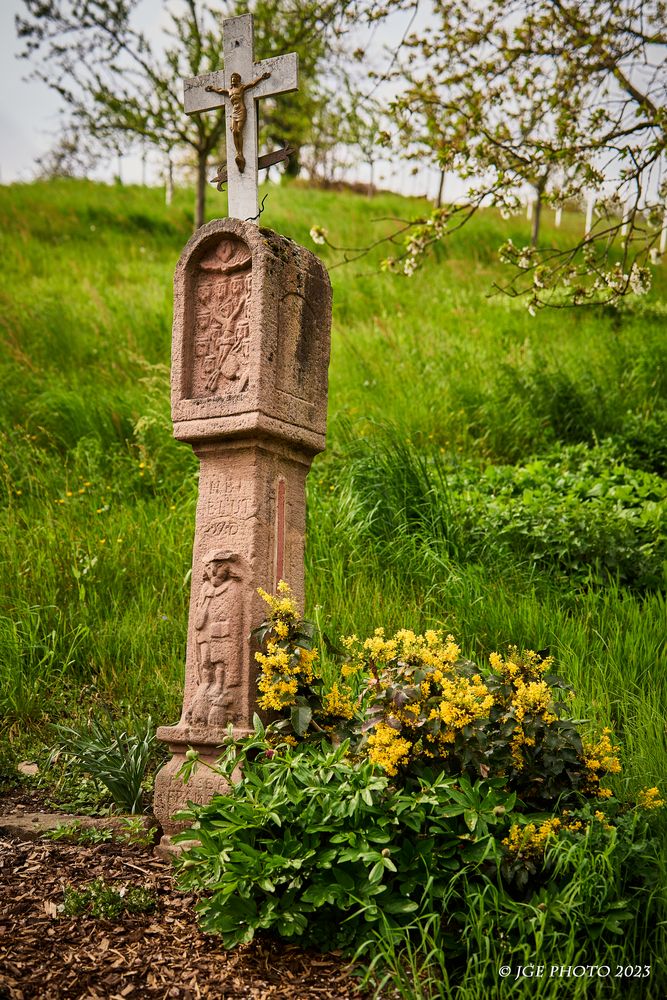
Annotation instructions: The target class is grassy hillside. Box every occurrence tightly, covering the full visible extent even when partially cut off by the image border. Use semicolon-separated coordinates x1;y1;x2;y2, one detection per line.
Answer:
0;177;665;792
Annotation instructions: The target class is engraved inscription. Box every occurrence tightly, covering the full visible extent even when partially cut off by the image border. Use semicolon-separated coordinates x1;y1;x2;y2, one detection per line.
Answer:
203;479;252;537
206;479;249;519
203;520;240;538
191;237;252;398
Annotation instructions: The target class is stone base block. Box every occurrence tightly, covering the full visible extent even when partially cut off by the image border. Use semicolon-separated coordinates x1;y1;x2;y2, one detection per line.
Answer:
153;727;249;845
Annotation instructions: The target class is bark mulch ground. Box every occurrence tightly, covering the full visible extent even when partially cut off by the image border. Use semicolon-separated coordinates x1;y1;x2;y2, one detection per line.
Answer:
0;796;370;1000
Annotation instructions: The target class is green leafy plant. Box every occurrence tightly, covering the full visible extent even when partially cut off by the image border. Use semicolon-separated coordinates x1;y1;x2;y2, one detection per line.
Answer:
117;816;158;847
50;712;155;814
43;821;113;844
340;435;666;591
0;741;20;792
43;816;155;846
175;732;512;951
62;878;155;919
45;770;114;816
175;723;665;988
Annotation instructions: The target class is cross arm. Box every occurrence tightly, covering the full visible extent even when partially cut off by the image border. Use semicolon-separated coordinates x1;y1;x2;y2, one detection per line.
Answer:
183;70;227;115
251;53;298;100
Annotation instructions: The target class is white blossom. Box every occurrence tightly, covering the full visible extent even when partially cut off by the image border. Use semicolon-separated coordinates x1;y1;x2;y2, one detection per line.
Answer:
629;262;651;296
309;226;327;246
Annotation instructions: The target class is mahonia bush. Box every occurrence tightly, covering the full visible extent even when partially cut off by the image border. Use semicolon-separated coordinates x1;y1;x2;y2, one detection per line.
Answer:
253;590;619;810
174;585;666;964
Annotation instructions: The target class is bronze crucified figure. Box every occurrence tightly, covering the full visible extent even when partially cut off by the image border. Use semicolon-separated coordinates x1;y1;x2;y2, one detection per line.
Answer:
206;70;271;173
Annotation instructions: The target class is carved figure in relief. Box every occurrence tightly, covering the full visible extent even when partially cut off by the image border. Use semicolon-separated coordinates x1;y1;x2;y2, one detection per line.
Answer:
200;239;251;273
204;293;248;393
186;550;243;726
196;240;252;397
205;71;271;172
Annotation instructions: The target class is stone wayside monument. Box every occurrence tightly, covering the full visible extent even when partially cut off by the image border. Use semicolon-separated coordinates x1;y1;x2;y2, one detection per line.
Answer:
153;13;331;850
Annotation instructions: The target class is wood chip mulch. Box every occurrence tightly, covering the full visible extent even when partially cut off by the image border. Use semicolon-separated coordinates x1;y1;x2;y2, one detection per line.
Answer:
0;833;370;1000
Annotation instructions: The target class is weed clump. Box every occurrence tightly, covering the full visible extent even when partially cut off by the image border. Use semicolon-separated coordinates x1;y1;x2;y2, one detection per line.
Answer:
62;878;155;919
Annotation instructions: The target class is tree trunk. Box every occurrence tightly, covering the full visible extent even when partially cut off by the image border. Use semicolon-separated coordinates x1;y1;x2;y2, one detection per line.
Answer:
195;151;207;230
585;192;596;237
531;182;546;246
368;159;375;197
165;156;174;207
436;169;445;208
531;194;541;245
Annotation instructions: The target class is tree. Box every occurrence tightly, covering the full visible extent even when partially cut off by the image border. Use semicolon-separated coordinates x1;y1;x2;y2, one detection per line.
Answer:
386;0;666;307
16;0;363;228
34;124;98;180
298;85;349;185
339;79;384;195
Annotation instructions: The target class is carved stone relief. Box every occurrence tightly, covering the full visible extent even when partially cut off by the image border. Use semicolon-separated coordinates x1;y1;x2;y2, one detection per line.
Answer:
186;549;245;727
191;237;252;398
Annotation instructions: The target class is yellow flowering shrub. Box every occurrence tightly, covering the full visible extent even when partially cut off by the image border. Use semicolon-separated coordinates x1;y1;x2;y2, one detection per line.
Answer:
322;682;355;721
581;729;622;797
344;632;593;806
247;591;666;912
503;818;564;861
252;593;639;814
501;815;587;887
252;583;358;736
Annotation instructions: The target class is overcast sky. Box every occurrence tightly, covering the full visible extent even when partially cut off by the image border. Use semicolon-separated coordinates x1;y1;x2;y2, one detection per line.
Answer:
1;0;61;182
1;0;175;184
0;0;456;200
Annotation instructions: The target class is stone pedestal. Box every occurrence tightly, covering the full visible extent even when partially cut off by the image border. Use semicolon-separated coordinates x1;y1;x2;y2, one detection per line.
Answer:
153;219;331;848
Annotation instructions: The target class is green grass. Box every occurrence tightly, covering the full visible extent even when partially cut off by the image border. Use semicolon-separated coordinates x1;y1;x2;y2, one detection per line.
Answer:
0;176;665;995
1;173;664;782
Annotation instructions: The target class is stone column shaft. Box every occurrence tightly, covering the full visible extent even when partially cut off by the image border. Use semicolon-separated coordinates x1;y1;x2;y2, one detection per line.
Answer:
153;219;331;844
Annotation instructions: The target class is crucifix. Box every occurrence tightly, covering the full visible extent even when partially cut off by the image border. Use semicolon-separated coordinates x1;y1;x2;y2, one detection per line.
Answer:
183;13;298;221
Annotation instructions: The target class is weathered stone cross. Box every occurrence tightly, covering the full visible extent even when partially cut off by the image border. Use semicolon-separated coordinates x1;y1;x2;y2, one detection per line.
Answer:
183;13;298;221
154;24;329;850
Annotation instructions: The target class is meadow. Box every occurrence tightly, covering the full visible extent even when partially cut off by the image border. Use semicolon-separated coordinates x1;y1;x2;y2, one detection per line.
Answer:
0;177;665;995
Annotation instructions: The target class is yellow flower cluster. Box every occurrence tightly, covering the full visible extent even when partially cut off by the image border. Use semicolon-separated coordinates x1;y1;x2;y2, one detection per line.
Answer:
428;675;494;732
367;723;412;776
511;679;557;724
582;729;622;796
490;648;553;684
503;818;563;860
257;580;299;621
341;628;462;678
594;810;614;831
255;640;317;712
503;815;584;861
255;583;317;712
322;682;355;720
637;786;665;810
510;729;536;770
274;620;289;639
